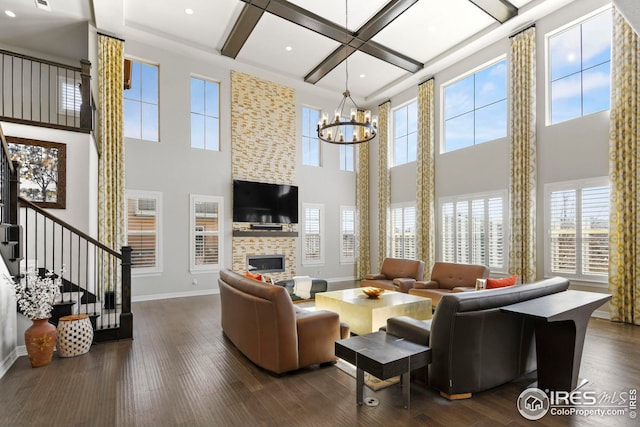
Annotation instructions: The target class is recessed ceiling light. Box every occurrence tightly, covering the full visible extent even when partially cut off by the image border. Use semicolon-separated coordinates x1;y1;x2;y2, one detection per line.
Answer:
359;74;365;78
5;10;16;18
285;46;293;51
185;8;194;15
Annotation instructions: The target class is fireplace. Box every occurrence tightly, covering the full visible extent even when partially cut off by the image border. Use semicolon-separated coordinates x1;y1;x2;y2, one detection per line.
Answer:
247;255;285;273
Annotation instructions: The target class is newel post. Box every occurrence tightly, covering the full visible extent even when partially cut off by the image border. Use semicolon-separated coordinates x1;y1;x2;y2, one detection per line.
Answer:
119;245;133;339
80;59;92;131
9;160;20;225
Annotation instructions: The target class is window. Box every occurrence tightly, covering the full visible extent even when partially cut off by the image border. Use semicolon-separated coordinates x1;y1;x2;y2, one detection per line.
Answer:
302;204;324;265
190;77;219;151
391;203;416;259
393;101;417;165
548;9;611;124
340;206;356;263
58;76;81;115
124;59;159;141
302;107;321;166
340;145;354;171
126;190;162;274
545;178;609;281
443;59;507;152
190;195;223;272
440;192;507;272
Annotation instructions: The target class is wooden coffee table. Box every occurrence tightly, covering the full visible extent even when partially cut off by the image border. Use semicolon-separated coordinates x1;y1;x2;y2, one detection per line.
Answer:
315;288;431;335
335;331;432;409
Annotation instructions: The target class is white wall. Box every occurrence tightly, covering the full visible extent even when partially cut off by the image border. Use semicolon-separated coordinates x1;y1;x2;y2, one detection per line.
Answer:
0;260;17;378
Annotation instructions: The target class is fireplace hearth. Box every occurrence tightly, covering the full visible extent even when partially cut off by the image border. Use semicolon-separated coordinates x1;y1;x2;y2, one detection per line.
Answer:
247;255;285;273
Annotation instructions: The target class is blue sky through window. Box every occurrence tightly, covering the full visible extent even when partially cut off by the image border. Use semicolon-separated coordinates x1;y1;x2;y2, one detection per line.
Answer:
190;77;219;151
124;61;159;141
444;59;507;152
549;9;611;124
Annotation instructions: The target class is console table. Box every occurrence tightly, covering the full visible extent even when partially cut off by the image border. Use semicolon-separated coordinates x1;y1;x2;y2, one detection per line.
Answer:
335;331;431;409
501;290;610;392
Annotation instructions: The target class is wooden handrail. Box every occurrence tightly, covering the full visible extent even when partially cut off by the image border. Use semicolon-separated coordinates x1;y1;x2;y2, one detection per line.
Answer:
18;196;122;259
0;48;82;72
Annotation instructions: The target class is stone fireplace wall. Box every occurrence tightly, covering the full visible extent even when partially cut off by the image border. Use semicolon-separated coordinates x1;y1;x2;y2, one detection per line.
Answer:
230;71;297;280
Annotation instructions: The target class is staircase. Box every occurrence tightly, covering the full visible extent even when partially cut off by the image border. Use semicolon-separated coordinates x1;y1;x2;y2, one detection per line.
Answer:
0;125;132;342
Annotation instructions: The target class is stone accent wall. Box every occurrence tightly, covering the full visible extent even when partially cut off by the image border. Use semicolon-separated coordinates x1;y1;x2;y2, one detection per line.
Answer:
230;71;298;278
231;71;296;184
231;237;296;282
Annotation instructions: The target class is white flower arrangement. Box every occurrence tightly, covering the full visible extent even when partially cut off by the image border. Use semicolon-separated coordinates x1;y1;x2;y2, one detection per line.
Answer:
9;270;61;320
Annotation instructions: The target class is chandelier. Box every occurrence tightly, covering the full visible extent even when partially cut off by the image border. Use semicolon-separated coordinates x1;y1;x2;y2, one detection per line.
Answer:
317;0;377;145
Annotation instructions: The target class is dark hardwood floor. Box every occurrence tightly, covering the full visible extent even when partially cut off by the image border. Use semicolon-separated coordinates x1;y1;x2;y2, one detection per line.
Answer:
0;286;638;427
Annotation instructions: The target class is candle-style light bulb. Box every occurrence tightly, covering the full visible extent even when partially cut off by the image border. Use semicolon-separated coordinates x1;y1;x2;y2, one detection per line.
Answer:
350;108;357;121
322;113;328;125
334;110;341;122
372;115;378;128
364;110;371;124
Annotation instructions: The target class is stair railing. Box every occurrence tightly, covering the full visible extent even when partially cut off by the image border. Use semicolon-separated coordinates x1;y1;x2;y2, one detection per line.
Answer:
0;49;92;133
18;197;132;340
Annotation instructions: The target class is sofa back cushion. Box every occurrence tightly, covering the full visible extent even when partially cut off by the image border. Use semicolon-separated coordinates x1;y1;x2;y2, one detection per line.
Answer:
430;262;489;290
380;258;425;280
219;269;299;373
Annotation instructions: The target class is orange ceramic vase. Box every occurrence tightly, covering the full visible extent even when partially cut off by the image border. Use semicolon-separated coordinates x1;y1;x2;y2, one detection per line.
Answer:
24;318;56;368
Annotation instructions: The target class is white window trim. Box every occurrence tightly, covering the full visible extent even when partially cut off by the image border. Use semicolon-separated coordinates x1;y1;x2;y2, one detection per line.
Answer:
391;99;418;167
126;189;163;277
440;55;508;154
543;177;609;284
189;194;223;273
58;75;81;116
123;57;160;142
190;75;221;152
302;203;325;266
339;144;355;172
340;205;356;264
390;201;417;260
438;190;509;273
544;5;612;126
302;105;322;167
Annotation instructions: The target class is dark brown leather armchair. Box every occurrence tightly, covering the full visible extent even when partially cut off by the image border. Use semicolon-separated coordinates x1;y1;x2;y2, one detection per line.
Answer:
409;262;489;305
361;257;425;293
219;269;349;374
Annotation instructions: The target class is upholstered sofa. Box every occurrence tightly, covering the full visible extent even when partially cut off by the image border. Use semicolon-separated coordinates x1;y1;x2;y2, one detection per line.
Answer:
219;269;349;374
408;261;489;306
361;257;425;293
386;277;570;399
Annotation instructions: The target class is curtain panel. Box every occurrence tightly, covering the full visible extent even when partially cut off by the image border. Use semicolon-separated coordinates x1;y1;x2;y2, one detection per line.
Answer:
356;110;371;279
97;35;125;257
608;8;640;325
508;26;537;283
377;101;391;269
416;79;435;277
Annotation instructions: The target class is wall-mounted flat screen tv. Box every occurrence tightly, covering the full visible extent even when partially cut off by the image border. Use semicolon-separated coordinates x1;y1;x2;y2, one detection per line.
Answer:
233;180;299;224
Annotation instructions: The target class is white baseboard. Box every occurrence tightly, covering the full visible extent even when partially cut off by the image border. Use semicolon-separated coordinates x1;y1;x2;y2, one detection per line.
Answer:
0;347;24;379
132;288;219;303
592;309;610;320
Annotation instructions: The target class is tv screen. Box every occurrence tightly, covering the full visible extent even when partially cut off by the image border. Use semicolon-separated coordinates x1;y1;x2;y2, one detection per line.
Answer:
233;180;299;224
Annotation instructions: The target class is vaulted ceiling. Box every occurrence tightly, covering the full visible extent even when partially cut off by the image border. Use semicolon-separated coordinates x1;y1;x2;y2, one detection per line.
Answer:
0;0;604;103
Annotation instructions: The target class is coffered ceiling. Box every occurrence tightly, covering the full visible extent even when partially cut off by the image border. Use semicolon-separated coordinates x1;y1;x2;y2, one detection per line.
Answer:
0;0;590;103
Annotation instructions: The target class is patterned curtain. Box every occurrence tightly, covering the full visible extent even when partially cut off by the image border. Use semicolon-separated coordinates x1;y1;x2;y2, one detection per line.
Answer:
609;8;640;325
97;35;125;258
356;110;370;279
377;101;391;269
416;79;435;277
508;26;537;283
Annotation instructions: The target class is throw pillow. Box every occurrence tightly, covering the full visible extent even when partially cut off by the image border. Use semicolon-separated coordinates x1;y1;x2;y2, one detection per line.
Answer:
485;275;518;289
245;271;263;281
